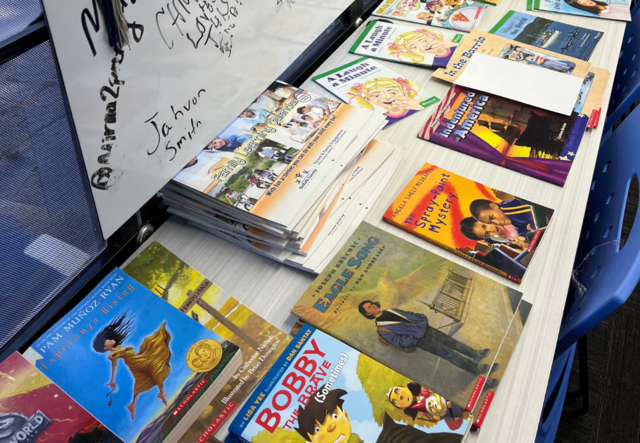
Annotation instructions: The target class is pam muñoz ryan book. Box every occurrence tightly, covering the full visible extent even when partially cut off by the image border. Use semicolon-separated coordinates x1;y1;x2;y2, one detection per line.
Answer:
228;324;470;443
24;269;242;443
384;162;554;283
291;222;531;410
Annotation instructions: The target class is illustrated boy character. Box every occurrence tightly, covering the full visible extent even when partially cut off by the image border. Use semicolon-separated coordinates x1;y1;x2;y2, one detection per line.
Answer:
295;386;355;443
388;382;467;430
357;301;498;383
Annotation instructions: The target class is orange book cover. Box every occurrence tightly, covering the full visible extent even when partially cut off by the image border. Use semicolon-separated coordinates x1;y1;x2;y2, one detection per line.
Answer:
383;163;554;283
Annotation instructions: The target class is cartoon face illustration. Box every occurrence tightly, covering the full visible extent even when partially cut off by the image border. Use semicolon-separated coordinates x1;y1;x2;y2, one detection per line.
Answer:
295;387;352;443
309;406;351;443
389;386;414;409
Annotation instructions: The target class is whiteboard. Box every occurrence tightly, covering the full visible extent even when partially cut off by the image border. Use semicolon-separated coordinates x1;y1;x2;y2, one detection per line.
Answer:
42;0;353;238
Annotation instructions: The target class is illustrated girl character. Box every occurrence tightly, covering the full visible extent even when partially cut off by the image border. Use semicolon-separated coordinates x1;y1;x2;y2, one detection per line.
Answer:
347;77;424;126
92;312;172;420
388;29;457;66
388;382;466;430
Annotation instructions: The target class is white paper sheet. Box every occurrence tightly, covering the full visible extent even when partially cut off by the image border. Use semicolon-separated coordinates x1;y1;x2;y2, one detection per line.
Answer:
453;53;585;116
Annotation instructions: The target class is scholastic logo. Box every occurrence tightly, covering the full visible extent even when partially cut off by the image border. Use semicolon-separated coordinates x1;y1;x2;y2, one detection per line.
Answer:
527;230;542;253
173;379;207;416
466;376;485;411
196;401;238;442
472;391;495;429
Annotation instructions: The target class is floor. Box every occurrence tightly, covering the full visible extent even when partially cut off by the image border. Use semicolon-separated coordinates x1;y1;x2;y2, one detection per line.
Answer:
555;173;640;442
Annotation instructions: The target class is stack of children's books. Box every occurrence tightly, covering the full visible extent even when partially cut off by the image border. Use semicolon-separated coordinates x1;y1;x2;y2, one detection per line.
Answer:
162;81;400;273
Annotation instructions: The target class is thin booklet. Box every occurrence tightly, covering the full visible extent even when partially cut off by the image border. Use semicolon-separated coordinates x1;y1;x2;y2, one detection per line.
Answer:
384;162;554;283
350;19;465;68
527;0;630;21
373;0;486;32
291;222;530;410
313;57;439;128
489;10;603;61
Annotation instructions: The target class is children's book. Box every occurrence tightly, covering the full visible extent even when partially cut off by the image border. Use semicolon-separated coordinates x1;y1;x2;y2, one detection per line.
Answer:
228;324;471;443
24;269;242;443
489;11;603;61
123;241;292;442
373;0;486;32
383;163;555;283
291;222;529;409
0;352;123;443
419;67;610;186
527;0;630;21
313;57;439;129
349;20;465;68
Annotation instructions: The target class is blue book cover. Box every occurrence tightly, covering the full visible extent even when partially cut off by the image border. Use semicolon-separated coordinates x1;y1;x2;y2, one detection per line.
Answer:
24;268;241;443
490;10;603;61
229;324;470;443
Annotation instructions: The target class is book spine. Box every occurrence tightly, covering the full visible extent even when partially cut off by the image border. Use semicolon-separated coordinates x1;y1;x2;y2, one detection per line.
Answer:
383;218;521;283
488;10;516;34
349;20;377;53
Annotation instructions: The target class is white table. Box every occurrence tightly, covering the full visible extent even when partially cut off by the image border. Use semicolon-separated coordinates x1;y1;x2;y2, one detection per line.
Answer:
136;3;626;441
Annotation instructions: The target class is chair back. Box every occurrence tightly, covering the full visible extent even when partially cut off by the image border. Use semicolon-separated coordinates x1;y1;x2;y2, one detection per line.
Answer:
603;11;640;138
556;105;640;356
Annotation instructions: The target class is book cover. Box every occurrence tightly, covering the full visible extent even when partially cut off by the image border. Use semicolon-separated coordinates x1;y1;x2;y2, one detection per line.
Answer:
291;222;527;409
530;0;630;21
373;0;486;32
313;57;439;129
349;20;464;68
229;325;471;443
383;163;555;283
0;352;122;442
418;83;594;186
24;269;241;443
123;241;292;442
489;10;603;61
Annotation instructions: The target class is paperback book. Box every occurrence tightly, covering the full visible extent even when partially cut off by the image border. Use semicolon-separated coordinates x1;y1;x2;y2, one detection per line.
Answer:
383;163;555;282
291;222;529;409
123;241;291;442
489;10;603;61
419;67;610;186
527;0;630;22
313;57;439;128
228;324;471;443
24;269;242;443
0;352;122;443
373;0;486;32
350;20;465;68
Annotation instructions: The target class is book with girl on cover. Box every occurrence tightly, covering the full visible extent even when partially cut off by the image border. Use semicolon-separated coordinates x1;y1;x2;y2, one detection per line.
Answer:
527;0;630;21
228;324;470;443
291;222;530;410
24;269;242;443
373;0;486;32
313;57;439;128
350;20;464;68
384;163;554;283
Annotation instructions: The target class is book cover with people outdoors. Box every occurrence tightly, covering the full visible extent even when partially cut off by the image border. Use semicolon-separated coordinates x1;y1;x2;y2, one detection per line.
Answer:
24;269;241;443
489;10;603;61
313;57;439;128
229;324;470;443
291;222;528;409
124;241;291;442
528;0;630;21
373;0;486;32
383;163;555;283
0;352;123;443
350;20;464;68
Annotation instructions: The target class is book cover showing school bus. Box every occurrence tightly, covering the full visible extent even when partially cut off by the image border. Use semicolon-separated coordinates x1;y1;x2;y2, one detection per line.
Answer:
229;325;470;443
24;269;241;443
124;241;291;442
291;222;529;409
383;163;554;283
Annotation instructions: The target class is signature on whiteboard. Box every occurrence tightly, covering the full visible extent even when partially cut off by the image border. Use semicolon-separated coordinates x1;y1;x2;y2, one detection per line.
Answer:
277;0;296;8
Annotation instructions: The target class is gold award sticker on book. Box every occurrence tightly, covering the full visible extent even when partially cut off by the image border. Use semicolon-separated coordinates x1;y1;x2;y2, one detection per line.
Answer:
187;339;222;372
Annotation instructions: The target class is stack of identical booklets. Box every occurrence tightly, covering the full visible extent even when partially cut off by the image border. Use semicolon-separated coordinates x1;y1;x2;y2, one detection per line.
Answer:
163;81;399;273
226;222;533;442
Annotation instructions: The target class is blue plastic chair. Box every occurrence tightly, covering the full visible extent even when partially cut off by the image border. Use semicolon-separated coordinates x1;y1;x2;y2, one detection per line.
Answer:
603;8;640;140
536;94;640;443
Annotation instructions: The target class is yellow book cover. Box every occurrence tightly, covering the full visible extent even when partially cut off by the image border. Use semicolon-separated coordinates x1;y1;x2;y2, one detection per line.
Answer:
384;163;554;283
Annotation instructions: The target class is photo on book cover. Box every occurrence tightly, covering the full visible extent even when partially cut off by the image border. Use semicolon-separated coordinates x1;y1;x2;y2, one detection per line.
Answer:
292;222;526;409
489;10;603;61
123;241;291;442
373;0;485;32
529;0;631;21
497;44;577;74
384;163;555;283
